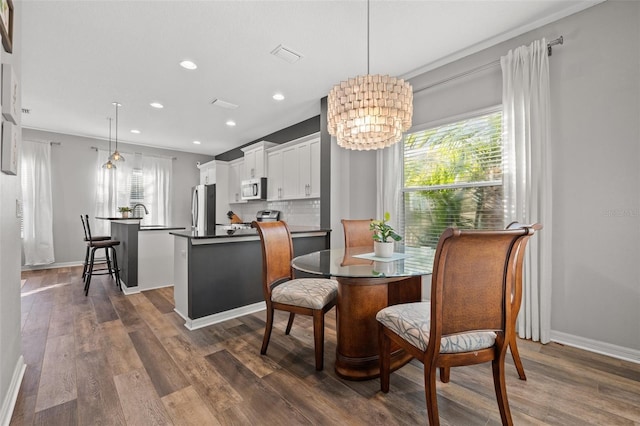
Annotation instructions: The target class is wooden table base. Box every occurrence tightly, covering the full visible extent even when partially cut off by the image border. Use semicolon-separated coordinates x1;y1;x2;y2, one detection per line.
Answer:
334;275;422;380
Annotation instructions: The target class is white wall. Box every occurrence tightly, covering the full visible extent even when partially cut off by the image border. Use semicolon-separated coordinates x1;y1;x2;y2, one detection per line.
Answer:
0;1;24;422
21;128;213;267
346;1;640;360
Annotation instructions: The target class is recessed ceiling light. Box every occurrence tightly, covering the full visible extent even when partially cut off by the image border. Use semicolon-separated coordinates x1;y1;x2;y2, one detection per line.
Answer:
150;102;164;109
226;120;236;127
130;129;141;134
273;93;285;101
180;60;197;70
193;140;201;145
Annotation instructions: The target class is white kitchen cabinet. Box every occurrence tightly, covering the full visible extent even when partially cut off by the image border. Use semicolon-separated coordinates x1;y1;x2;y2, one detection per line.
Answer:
266;134;320;201
266;150;283;200
228;158;244;203
241;141;277;180
298;137;320;198
198;160;217;185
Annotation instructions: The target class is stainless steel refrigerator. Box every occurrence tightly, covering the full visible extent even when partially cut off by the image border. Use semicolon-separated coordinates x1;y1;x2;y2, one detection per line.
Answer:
191;184;216;233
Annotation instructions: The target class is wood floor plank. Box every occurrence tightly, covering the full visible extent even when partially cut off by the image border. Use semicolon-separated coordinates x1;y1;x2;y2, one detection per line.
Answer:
143;289;175;314
204;349;312;425
76;350;127;426
133;295;180;339
74;309;102;355
109;294;145;331
128;328;190;397
33;399;78;426
161;334;243;413
100;319;144;376
35;333;77;412
161;386;221;426
113;368;173;426
89;281;120;324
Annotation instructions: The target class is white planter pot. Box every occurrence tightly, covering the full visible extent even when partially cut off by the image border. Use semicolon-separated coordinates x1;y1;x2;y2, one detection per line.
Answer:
121;212;129;218
374;241;394;258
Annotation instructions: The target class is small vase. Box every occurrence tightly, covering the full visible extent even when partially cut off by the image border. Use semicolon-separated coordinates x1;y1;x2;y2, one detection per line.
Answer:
121;212;129;218
374;241;394;258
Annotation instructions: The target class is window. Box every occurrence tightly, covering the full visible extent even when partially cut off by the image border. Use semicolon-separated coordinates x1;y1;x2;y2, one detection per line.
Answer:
402;108;504;249
94;149;172;235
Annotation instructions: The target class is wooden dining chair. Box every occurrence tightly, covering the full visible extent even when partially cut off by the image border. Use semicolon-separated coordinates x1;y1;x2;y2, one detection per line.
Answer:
341;219;375;266
341;218;375;250
253;220;338;371
376;225;540;425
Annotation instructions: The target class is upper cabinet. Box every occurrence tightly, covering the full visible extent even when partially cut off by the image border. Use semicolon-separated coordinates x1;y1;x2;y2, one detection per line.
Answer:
198;160;217;185
228;158;244;203
241;141;277;180
267;134;320;201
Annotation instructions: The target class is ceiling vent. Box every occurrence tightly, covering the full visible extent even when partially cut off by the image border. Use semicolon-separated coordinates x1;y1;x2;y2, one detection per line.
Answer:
271;44;302;64
210;99;239;109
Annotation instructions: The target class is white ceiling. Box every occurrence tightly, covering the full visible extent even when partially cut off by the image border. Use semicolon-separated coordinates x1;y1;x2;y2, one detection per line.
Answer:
22;0;596;156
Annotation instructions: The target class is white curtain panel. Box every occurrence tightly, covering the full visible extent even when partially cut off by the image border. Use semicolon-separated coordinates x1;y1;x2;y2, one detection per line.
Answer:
21;140;55;265
142;155;172;226
501;38;553;344
376;142;402;229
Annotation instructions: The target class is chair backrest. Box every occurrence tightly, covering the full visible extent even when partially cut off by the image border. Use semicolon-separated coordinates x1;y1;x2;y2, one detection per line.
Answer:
341;219;374;249
429;226;539;345
80;215;89;240
82;214;95;242
253;221;294;297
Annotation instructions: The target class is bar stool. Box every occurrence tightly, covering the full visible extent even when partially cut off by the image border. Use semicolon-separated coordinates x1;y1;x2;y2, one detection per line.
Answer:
82;214;121;296
80;215;111;279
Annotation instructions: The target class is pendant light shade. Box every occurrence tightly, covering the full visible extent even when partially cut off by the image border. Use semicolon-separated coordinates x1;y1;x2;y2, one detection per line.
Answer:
102;117;116;170
109;101;125;162
327;0;413;151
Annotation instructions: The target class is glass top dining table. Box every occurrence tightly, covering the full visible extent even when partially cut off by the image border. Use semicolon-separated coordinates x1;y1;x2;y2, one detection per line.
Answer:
291;245;435;380
291;245;435;279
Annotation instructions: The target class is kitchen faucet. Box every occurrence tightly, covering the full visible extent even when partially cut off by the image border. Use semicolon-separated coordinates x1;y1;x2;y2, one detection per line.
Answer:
132;203;149;216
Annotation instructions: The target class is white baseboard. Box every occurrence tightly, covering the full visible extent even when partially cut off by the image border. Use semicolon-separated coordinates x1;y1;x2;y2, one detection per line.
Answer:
1;355;26;426
550;330;640;364
179;302;266;331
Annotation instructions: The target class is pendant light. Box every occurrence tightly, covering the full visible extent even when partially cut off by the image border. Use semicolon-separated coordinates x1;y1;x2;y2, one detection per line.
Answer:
327;0;413;151
102;117;116;170
109;101;125;162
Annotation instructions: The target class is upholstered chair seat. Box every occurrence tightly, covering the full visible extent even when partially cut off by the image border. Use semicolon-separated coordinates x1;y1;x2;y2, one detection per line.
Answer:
376;302;496;353
271;278;338;310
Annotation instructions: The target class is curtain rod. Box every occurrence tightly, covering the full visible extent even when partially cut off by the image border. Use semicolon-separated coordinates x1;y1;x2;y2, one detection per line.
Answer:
414;36;563;95
90;146;177;160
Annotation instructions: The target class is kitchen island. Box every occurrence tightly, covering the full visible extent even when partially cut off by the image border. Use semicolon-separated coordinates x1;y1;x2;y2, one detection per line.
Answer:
171;225;330;330
97;217;186;292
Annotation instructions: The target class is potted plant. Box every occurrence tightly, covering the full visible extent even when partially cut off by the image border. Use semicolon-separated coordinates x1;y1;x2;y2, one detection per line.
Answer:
370;212;402;258
118;206;132;218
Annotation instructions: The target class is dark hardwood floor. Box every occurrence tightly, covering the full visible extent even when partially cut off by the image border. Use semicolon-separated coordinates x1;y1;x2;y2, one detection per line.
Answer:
10;266;640;425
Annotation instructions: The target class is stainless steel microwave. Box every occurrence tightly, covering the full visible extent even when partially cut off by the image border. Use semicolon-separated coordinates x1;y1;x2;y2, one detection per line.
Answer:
241;178;267;200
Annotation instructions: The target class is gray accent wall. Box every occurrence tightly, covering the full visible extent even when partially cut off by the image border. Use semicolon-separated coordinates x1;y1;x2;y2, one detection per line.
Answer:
21;128;214;266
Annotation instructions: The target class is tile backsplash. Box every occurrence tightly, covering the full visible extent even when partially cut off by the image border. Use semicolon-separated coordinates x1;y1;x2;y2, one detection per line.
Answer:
228;199;320;227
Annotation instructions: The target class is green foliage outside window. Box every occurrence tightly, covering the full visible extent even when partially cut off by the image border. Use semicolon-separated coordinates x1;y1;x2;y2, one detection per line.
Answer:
403;111;503;248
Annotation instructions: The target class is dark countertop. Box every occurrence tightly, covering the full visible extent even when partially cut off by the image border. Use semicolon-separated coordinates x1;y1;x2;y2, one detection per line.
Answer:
96;217;143;221
139;226;186;232
171;225;330;240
